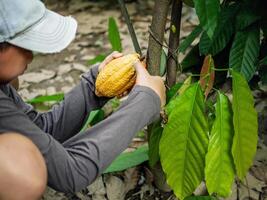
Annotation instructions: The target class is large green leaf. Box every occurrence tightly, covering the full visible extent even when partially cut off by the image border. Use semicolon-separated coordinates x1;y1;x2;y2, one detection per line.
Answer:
26;93;64;104
160;83;209;200
260;56;267;66
80;109;104;132
199;4;238;56
229;26;260;81
179;25;202;53
104;145;148;173
231;71;258;180
88;54;106;65
165;76;192;115
108;17;122;52
193;0;220;39
235;6;260;31
166;83;182;103
205;92;235;197
148;120;163;167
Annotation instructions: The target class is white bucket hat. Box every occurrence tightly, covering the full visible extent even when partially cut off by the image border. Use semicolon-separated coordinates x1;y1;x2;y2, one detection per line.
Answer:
0;0;77;53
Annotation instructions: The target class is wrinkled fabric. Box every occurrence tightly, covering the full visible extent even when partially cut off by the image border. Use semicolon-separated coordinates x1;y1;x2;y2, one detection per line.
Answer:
0;65;161;192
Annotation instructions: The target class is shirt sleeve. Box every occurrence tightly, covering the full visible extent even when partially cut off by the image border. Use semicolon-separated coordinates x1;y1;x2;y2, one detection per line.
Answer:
6;64;110;142
0;85;161;193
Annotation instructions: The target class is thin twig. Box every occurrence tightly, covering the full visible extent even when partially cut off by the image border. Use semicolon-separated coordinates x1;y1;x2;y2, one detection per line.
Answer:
166;0;183;87
148;28;170;50
148;28;178;61
211;67;229;71
117;0;142;56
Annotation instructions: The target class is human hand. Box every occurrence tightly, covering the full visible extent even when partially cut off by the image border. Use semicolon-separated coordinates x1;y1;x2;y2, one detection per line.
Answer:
98;51;123;72
133;61;166;107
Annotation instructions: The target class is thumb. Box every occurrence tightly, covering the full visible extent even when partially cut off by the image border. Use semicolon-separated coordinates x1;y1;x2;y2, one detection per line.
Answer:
133;61;149;76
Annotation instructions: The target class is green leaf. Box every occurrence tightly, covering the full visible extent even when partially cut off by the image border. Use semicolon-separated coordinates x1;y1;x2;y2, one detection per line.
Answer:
110;97;121;111
185;196;218;200
179;25;202;53
178;76;192;95
260;56;267;66
199;4;239;55
26;93;64;104
108;17;122;52
165;77;192;115
160;49;167;76
236;6;260;31
104;145;148;173
231;70;258;180
205;92;235;197
80;109;104;132
229;26;260;81
160;83;209;200
149;120;163;167
88;54;106;65
193;0;220;39
90;110;104;126
166;83;183;103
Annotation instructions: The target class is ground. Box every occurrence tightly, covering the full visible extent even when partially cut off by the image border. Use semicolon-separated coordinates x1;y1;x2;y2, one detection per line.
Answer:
16;0;267;199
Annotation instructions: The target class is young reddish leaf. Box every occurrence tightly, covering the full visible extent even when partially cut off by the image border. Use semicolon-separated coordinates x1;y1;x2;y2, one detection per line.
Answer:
200;55;215;99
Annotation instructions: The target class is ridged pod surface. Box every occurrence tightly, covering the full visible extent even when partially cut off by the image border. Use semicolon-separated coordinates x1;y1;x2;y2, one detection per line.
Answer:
95;53;140;97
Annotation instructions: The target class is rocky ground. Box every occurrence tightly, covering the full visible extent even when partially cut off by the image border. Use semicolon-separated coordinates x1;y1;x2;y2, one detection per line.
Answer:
16;0;267;199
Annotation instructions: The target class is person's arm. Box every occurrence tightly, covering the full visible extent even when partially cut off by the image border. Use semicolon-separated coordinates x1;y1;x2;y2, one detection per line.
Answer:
6;64;110;142
0;85;160;193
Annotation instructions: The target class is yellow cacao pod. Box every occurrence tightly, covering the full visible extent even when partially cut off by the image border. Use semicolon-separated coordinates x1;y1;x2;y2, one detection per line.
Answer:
95;53;140;97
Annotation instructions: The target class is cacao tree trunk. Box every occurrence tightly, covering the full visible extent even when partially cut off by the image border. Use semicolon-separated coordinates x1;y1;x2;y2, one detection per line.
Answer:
167;0;182;87
146;0;172;192
146;0;171;75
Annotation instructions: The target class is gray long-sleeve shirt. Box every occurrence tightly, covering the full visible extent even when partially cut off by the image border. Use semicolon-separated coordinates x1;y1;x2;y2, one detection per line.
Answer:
0;65;161;193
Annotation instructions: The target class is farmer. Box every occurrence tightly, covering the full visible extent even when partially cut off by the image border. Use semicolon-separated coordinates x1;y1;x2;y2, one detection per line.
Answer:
0;0;165;199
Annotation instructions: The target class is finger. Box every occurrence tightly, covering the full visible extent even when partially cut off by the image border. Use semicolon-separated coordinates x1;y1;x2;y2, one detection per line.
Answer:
112;52;123;59
104;51;123;64
133;61;149;76
99;52;123;72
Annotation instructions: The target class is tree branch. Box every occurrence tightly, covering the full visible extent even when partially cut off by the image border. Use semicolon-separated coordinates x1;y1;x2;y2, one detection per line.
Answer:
166;0;182;87
146;0;171;76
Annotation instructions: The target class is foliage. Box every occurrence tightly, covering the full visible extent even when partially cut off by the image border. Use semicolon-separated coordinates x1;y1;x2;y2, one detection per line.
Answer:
26;93;64;104
163;4;263;197
160;83;209;199
148;120;163;167
231;71;258;180
80;109;105;132
104;145;149;173
179;0;267;84
108;17;122;52
205;93;235;197
156;67;258;199
192;0;220;39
